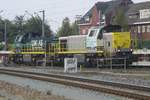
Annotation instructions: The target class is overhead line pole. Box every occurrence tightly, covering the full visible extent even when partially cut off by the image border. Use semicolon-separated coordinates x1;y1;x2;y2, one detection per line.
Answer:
4;21;7;51
0;10;7;51
39;10;45;38
39;10;46;67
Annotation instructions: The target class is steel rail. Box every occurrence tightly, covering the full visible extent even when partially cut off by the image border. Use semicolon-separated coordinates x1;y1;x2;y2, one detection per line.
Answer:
0;68;150;100
0;68;150;92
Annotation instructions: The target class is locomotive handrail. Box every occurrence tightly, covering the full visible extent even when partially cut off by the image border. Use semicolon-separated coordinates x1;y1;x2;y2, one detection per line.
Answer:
14;42;104;54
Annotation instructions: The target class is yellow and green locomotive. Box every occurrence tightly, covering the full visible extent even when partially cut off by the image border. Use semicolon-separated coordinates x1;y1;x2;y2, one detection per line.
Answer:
12;25;132;66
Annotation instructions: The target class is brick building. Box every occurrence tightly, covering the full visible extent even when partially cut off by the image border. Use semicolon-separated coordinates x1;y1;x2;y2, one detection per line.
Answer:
78;0;133;35
127;2;150;49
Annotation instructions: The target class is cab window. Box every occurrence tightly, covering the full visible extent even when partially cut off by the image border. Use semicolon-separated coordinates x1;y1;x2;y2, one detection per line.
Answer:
89;30;97;37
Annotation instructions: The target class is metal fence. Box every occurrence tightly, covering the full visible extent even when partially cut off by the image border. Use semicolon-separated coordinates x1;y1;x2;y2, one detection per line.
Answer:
97;57;127;71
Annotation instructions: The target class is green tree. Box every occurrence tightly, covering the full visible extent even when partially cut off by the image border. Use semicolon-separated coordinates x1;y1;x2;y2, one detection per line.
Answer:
0;44;3;50
0;15;53;47
57;17;72;37
71;21;79;35
114;8;128;31
0;18;17;44
0;17;4;42
24;16;52;37
5;19;17;43
14;15;25;34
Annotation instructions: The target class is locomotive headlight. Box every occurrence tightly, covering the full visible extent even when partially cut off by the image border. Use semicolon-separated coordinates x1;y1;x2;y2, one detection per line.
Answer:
117;49;120;52
130;49;133;52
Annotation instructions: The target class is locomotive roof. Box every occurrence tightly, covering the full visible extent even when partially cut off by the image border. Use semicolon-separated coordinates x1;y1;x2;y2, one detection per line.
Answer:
59;35;86;40
0;51;14;54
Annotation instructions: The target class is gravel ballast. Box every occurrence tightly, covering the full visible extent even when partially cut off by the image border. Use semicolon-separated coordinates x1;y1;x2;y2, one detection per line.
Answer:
1;67;150;88
0;80;68;100
0;74;132;100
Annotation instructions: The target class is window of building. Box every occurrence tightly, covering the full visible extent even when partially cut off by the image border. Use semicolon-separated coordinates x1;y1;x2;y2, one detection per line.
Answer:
130;26;135;33
129;15;138;19
147;25;150;33
142;25;147;33
138;26;141;33
108;42;110;47
140;9;150;19
145;25;147;33
135;26;138;33
84;16;90;22
82;29;86;35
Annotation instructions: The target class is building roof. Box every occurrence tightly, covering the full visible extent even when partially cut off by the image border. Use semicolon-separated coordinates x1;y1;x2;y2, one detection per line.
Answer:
128;2;150;14
79;0;133;24
79;1;110;24
95;2;109;14
127;2;150;25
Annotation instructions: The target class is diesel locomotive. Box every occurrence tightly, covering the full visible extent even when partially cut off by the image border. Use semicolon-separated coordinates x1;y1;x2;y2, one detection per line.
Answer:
11;25;133;66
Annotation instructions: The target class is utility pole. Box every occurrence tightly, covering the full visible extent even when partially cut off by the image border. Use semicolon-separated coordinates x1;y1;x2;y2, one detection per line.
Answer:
4;21;7;51
0;10;7;51
39;10;45;38
26;10;45;38
39;10;46;67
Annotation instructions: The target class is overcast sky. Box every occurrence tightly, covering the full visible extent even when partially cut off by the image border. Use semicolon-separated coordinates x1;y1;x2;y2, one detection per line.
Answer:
0;0;149;32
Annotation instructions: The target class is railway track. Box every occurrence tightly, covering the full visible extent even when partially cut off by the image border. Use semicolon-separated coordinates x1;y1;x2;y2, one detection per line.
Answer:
0;68;150;100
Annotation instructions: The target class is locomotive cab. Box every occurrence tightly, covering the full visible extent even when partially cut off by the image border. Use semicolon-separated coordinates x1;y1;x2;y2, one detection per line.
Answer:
86;25;131;56
86;27;101;49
